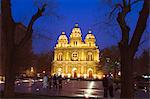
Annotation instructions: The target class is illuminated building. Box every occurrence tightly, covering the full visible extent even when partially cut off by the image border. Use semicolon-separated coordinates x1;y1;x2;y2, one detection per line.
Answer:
51;24;101;78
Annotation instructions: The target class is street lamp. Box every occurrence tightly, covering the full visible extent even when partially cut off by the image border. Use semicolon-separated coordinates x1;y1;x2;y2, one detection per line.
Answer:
31;67;34;72
114;61;121;79
118;71;121;76
104;57;110;74
43;70;46;74
106;57;110;63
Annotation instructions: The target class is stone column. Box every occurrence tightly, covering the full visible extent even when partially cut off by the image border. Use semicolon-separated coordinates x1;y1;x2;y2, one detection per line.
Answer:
66;65;68;74
54;51;57;61
66;51;68;60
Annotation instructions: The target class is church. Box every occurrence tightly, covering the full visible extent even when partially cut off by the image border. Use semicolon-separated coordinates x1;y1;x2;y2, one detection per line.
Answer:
51;24;102;79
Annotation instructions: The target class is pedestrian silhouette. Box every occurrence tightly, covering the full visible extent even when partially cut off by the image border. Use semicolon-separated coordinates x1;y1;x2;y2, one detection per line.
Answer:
58;75;63;88
43;74;48;88
48;75;52;89
102;74;109;97
53;74;57;88
108;74;114;97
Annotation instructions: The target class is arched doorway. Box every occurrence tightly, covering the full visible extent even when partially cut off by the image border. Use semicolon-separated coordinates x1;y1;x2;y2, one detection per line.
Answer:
88;68;93;78
74;70;77;78
72;68;77;78
89;70;93;78
57;68;62;76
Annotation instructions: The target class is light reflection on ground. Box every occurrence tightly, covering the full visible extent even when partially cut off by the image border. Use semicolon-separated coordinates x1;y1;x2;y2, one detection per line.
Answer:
0;79;149;98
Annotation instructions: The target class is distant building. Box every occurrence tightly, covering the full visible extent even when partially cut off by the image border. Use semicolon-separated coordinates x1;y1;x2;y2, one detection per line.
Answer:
51;24;102;79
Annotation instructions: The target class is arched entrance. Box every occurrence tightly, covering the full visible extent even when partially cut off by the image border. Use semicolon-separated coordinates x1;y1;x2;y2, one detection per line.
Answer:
57;68;62;76
72;68;77;78
89;70;93;78
88;68;93;78
74;70;77;78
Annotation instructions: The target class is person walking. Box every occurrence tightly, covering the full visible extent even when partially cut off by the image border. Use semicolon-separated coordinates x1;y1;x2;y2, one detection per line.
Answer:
58;75;63;88
108;74;114;98
43;74;48;88
53;74;57;88
48;75;52;89
102;74;109;97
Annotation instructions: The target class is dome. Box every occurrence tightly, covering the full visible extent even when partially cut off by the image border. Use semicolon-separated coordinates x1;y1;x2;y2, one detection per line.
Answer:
70;24;82;38
72;24;81;33
85;30;96;45
58;32;68;40
85;30;95;39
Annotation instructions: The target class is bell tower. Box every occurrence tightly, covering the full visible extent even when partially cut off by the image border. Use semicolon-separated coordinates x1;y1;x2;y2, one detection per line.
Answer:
85;30;96;47
69;24;83;47
57;32;68;47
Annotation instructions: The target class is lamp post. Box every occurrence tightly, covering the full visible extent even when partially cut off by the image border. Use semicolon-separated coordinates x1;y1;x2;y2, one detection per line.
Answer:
30;66;35;77
114;61;120;79
104;57;110;74
31;67;34;72
114;62;117;79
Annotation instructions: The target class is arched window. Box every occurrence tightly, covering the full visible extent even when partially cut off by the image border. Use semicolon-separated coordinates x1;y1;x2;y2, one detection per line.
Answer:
57;53;63;61
87;52;93;61
74;41;77;46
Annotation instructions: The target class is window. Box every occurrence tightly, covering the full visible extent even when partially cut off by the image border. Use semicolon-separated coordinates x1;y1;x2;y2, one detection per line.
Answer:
72;51;78;61
57;53;63;61
74;41;77;46
87;52;93;61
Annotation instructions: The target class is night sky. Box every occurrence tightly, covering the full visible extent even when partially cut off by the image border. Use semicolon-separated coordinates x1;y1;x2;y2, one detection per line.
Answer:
10;0;149;55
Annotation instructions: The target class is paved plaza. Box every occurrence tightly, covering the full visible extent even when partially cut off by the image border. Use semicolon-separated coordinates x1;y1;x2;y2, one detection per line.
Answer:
0;80;149;98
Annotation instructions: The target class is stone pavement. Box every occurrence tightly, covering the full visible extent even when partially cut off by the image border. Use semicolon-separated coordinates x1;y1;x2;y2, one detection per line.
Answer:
0;80;149;99
15;80;104;98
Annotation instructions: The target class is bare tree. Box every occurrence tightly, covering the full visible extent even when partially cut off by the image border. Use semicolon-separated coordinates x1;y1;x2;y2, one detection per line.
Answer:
108;0;149;98
1;0;47;97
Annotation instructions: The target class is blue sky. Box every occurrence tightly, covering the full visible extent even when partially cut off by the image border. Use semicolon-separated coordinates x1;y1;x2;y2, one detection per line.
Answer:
10;0;149;55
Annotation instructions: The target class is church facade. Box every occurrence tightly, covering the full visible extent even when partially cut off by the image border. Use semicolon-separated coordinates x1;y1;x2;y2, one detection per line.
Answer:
51;24;102;79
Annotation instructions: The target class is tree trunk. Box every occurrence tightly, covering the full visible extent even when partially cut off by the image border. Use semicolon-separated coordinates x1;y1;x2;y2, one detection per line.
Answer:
3;49;16;97
120;44;134;98
1;0;46;97
2;25;16;97
1;0;16;97
118;0;149;98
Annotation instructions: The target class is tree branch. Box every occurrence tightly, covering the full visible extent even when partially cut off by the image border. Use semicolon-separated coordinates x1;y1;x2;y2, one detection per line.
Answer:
130;0;143;6
128;0;131;5
139;39;149;46
122;0;127;6
129;0;149;55
1;0;16;46
17;4;47;48
109;3;123;19
117;12;130;45
117;0;132;47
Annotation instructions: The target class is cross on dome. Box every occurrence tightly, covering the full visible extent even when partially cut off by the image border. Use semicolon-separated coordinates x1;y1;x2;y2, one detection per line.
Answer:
62;32;65;35
88;30;92;34
75;23;79;28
